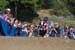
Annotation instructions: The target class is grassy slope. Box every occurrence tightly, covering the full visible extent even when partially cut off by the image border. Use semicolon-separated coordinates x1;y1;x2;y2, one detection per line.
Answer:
37;9;75;25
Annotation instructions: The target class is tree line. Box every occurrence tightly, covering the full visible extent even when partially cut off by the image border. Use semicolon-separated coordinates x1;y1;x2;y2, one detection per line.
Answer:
0;0;75;22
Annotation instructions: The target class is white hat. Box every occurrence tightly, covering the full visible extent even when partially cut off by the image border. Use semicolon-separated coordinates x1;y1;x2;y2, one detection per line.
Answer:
6;8;11;12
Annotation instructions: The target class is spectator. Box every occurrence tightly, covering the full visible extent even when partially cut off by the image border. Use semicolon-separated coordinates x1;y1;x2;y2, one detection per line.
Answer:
59;26;65;37
13;19;19;28
3;8;11;20
28;24;34;37
19;23;28;37
49;27;57;37
33;25;39;37
67;28;75;39
55;23;60;37
16;21;22;36
64;25;69;37
2;8;15;25
38;19;48;37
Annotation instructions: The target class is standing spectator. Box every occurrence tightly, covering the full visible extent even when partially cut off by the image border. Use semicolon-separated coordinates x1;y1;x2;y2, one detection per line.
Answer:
38;19;48;37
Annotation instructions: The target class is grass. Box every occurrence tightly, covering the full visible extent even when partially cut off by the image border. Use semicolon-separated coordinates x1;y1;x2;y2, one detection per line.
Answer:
65;19;75;25
49;17;75;25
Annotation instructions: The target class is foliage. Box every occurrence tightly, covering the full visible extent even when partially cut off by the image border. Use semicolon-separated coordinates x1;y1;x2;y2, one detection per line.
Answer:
0;0;75;22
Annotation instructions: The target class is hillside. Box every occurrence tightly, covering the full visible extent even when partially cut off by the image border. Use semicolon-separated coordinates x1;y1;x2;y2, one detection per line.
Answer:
0;0;75;16
0;37;75;50
37;9;75;25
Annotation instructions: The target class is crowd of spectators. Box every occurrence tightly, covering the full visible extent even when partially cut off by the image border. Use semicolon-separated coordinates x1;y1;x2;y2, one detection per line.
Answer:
0;8;75;39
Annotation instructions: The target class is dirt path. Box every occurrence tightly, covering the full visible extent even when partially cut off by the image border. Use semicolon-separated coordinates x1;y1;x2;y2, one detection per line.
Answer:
0;37;75;50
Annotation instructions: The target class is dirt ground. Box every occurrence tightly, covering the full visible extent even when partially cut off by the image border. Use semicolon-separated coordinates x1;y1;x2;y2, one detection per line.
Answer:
0;36;75;50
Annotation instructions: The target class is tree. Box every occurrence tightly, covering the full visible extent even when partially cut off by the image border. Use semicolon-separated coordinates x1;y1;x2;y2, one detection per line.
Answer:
6;0;38;22
67;0;75;16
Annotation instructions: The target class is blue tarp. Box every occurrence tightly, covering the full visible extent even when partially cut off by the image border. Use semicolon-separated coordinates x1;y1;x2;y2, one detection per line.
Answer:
0;18;16;36
0;18;28;37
